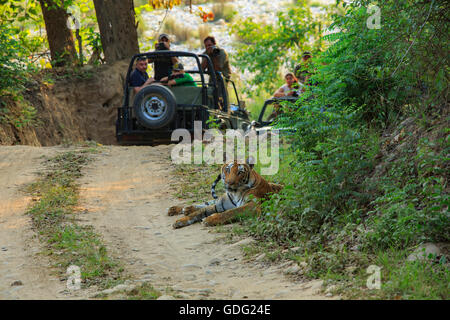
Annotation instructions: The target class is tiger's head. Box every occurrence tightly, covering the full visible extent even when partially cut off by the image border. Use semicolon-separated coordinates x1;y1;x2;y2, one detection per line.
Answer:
221;158;255;192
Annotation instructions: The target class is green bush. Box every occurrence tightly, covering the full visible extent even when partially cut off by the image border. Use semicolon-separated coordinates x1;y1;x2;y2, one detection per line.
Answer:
238;1;449;270
0;25;27;97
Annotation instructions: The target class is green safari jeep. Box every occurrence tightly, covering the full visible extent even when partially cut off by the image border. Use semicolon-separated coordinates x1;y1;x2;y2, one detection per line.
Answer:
116;51;251;145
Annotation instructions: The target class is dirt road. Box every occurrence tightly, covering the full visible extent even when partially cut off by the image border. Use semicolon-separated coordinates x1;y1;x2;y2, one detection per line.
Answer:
0;146;72;299
1;145;332;300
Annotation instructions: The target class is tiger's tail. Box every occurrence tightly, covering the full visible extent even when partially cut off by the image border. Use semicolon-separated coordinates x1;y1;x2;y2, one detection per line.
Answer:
211;173;221;199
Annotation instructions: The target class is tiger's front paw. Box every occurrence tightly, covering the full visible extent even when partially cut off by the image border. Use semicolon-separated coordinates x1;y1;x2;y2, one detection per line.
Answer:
168;206;184;216
173;216;192;229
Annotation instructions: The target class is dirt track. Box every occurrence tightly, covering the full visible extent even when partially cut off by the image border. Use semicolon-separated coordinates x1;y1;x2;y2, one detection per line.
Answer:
0;146;69;299
0;145;332;300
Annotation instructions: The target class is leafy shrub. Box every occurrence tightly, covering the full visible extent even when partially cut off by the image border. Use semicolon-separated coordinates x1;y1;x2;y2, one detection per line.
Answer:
0;25;27;98
238;0;449;257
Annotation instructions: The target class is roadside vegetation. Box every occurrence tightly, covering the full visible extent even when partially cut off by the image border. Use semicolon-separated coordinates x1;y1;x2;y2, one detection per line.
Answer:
232;0;449;300
175;0;449;299
24;143;124;288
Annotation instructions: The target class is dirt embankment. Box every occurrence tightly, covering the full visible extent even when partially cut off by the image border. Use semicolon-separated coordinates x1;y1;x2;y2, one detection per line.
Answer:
0;60;128;147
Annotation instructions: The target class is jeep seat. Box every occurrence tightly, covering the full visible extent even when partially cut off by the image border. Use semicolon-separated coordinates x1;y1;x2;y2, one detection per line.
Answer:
169;86;203;106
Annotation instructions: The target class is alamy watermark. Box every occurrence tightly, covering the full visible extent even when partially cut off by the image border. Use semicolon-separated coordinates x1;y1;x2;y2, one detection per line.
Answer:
66;5;81;30
366;265;381;289
367;4;381;29
66;265;81;290
170;121;280;175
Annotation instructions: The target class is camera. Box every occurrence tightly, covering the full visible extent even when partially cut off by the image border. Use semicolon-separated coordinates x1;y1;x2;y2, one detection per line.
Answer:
210;45;221;56
156;42;167;51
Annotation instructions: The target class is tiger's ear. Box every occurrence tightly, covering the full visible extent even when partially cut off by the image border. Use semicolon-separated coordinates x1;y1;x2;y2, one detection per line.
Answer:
246;156;255;169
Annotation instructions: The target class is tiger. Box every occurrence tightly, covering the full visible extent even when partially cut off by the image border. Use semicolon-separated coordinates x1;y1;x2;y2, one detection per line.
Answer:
167;158;283;229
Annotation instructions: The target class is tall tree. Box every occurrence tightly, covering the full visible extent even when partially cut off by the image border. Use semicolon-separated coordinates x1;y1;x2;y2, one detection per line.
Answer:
38;0;77;66
93;0;139;64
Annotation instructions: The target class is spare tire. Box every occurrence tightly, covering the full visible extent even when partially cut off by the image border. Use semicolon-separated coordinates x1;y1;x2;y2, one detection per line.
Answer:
133;84;177;129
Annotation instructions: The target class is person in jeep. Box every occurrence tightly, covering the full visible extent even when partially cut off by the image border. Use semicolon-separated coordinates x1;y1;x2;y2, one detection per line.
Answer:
160;63;197;87
294;51;313;85
273;72;304;98
129;56;153;94
268;72;303;121
148;33;179;82
200;36;231;111
201;35;231;80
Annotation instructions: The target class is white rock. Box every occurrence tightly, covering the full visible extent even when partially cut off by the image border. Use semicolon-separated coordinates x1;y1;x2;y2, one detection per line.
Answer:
185;274;197;281
299;262;308;268
209;258;221;266
99;283;136;295
407;243;441;262
325;285;337;294
310;280;324;293
255;253;266;261
231;238;255;247
284;264;301;274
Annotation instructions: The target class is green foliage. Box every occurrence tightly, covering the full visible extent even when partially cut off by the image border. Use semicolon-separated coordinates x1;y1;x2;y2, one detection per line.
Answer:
318;0;448;125
364;134;450;250
0;25;28;97
232;0;448;299
247;0;449;247
231;1;327;93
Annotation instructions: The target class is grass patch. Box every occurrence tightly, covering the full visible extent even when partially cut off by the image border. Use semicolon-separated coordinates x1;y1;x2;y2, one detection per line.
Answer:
25;147;124;289
172;163;223;204
126;283;160;300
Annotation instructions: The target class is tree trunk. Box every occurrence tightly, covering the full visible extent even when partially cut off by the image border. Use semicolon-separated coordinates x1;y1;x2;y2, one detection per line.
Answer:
93;0;140;64
39;0;77;67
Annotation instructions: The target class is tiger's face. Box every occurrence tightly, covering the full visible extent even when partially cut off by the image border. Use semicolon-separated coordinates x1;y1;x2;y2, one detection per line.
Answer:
221;160;253;192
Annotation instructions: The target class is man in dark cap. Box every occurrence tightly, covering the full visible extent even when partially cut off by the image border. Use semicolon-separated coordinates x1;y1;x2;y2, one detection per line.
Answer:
294;51;313;85
201;35;231;80
148;33;179;82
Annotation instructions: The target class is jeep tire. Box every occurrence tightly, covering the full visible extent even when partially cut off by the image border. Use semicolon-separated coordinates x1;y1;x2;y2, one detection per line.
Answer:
133;84;177;129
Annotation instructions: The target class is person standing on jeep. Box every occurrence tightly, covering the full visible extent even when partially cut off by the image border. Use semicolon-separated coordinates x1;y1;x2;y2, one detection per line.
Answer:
148;34;179;82
294;51;313;85
201;36;231;111
130;57;153;94
201;36;231;80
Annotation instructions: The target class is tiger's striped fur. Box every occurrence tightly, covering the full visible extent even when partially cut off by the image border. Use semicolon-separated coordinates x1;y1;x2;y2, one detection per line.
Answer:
168;159;283;229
